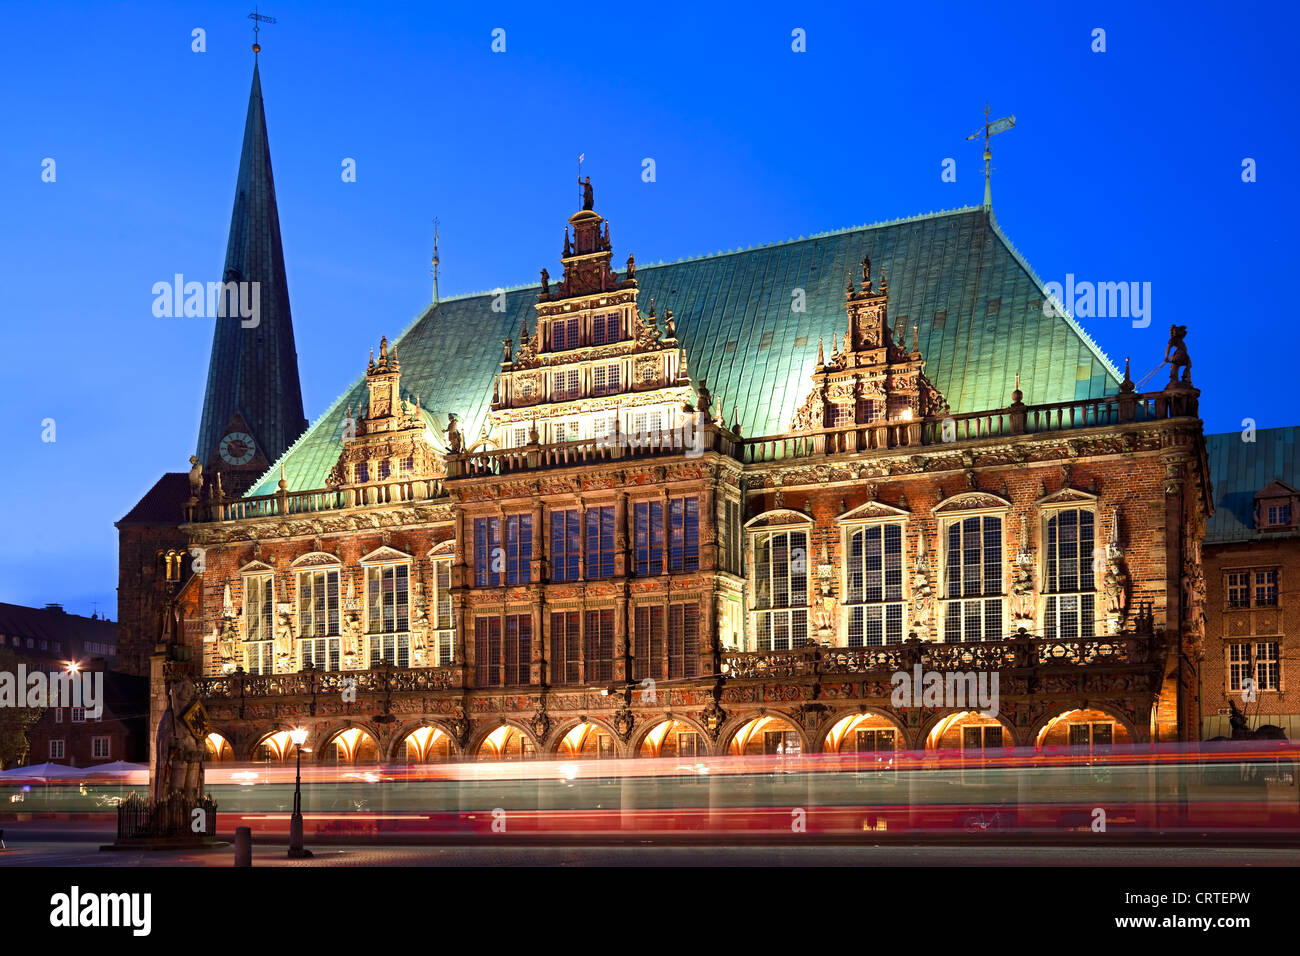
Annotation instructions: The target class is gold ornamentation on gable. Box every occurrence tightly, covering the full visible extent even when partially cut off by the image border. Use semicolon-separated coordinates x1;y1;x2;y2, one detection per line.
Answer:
358;545;413;565
837;500;911;522
1035;486;1100;507
932;491;1012;514
289;551;342;569
743;508;814;529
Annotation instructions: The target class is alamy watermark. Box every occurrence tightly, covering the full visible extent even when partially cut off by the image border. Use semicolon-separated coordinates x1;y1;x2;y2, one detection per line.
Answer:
890;665;999;717
1042;274;1151;328
151;275;261;328
0;666;103;718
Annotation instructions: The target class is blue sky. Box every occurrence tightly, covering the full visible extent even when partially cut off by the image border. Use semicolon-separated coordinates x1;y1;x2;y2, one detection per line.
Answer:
1;0;1295;618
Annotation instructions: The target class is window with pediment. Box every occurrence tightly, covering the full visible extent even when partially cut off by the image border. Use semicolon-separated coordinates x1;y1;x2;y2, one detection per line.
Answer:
749;516;811;651
242;566;275;674
939;512;1005;642
844;522;905;646
1042;508;1097;640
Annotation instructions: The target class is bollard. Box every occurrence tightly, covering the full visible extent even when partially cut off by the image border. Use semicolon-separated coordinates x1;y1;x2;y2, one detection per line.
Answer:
234;826;251;867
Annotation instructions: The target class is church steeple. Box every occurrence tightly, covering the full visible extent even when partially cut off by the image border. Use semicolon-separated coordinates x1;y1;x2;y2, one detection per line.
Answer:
195;61;307;494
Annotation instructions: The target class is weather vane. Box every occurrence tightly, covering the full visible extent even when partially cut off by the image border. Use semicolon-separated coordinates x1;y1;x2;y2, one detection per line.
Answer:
966;104;1015;209
248;7;277;56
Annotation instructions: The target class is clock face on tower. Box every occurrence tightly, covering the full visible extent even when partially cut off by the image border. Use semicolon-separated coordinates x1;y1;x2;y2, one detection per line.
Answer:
219;431;256;466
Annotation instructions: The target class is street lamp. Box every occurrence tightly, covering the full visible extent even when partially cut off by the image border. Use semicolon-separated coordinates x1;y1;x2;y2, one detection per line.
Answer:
287;727;313;859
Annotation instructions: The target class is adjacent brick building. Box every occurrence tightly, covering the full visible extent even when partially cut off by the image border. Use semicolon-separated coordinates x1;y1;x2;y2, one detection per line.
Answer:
0;602;147;767
1202;426;1300;737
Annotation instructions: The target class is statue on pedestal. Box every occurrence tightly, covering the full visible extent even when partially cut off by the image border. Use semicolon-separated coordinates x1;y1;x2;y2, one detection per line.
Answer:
152;669;206;805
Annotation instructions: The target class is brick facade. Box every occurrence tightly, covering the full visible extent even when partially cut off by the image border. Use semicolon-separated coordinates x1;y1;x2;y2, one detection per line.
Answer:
146;194;1212;766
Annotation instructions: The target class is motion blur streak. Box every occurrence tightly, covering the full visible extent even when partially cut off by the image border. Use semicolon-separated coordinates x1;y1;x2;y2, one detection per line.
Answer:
4;742;1297;840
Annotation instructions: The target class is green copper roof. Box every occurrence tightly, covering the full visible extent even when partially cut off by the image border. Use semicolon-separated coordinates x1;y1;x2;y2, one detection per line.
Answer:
250;206;1121;496
1206;426;1300;544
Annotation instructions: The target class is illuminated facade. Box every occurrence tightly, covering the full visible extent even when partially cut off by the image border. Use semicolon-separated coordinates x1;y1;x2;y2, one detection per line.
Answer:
129;66;1214;767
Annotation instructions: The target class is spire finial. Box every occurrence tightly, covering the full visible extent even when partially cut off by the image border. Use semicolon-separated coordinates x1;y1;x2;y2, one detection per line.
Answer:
966;103;1015;212
248;7;276;56
430;217;440;305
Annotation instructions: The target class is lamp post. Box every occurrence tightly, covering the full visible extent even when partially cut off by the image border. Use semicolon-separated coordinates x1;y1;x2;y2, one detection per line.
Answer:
288;727;313;858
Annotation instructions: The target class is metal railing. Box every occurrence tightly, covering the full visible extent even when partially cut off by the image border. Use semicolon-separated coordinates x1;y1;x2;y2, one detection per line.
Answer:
116;792;217;841
722;629;1158;680
739;384;1197;464
195;662;459;700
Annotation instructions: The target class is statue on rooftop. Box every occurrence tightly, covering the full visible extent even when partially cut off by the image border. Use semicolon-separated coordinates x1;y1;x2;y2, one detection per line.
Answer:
446;414;463;454
1165;324;1191;384
579;176;594;210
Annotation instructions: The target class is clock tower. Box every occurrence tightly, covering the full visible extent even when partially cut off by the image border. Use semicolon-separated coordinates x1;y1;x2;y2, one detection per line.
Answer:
194;61;308;495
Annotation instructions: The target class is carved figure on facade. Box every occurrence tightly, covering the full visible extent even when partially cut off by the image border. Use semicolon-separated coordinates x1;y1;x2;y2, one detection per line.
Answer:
410;578;430;665
217;584;240;673
909;528;934;640
612;704;635;741
1102;509;1130;633
1010;514;1036;629
700;697;726;739
273;604;295;662
449;704;471;747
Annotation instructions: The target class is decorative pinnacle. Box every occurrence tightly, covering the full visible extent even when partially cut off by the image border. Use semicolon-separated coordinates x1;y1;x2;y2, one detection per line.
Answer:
1011;371;1023;404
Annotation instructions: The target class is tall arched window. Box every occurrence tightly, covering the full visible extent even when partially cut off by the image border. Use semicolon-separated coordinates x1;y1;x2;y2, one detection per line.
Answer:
752;528;809;650
844;523;904;645
1043;508;1096;639
942;515;1004;642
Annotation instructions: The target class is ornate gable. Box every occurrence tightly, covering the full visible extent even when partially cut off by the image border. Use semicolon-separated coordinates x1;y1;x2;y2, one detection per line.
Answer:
791;255;947;433
327;336;446;488
484;179;705;451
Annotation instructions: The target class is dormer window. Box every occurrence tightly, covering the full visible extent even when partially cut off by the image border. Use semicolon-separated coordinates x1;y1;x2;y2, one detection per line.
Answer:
593;363;621;396
553;368;580;400
591;312;620;344
552;317;580;351
1254;480;1299;532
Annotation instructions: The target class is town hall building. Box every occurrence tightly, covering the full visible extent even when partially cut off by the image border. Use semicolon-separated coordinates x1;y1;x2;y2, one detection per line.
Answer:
119;59;1212;767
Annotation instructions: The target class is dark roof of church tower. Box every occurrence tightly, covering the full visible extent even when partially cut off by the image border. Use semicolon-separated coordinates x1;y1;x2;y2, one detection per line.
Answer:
249;205;1121;496
196;63;307;471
